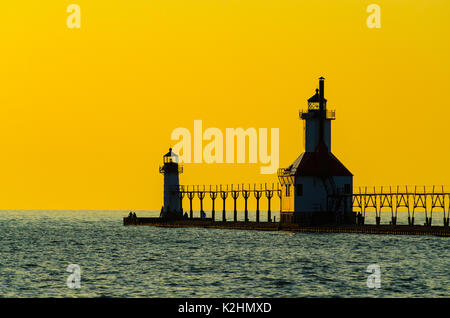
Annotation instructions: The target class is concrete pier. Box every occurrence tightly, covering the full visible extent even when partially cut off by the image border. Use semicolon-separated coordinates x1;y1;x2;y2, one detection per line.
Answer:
123;216;450;237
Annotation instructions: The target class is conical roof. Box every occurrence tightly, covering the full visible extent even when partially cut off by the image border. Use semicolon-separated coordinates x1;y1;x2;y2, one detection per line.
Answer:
308;89;327;104
285;149;352;177
163;148;178;157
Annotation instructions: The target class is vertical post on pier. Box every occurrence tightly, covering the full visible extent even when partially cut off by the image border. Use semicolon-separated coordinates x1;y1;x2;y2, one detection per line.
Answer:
442;191;450;226
358;187;365;225
408;186;414;226
389;186;396;225
375;187;381;226
444;190;449;227
276;183;282;220
242;184;250;222
210;185;217;222
231;184;240;222
254;184;263;223
363;187;367;223
198;185;206;219
187;187;195;219
178;185;185;215
427;186;433;226
220;185;228;222
265;183;274;222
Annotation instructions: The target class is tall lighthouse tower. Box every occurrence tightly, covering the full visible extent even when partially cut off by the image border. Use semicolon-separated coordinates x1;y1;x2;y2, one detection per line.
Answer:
278;77;354;225
159;148;183;217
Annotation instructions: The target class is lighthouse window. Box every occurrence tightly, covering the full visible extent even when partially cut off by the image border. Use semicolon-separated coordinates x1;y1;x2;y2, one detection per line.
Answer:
296;184;303;196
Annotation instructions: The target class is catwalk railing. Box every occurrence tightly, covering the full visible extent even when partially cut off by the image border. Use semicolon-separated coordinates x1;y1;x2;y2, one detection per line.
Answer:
172;184;450;226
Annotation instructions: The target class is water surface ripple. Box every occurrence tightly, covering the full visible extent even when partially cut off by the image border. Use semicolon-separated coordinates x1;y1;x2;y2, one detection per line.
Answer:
0;210;448;297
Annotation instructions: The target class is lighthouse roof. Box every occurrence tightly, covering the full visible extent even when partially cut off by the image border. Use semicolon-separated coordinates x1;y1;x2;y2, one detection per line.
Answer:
286;151;352;177
308;89;327;103
164;148;178;157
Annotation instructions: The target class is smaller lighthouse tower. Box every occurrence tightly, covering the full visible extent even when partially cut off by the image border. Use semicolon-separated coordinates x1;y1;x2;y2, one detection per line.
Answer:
159;148;183;217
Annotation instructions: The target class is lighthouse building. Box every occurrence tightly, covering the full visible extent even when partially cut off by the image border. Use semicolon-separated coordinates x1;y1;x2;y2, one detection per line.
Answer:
159;148;183;217
278;77;354;225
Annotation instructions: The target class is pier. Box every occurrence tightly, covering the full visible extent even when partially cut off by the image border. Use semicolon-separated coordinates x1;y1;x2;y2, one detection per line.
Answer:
123;218;450;237
124;184;450;237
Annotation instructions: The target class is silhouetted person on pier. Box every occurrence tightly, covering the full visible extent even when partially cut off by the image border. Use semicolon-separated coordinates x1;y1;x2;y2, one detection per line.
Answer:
128;212;132;218
133;212;137;218
357;212;364;225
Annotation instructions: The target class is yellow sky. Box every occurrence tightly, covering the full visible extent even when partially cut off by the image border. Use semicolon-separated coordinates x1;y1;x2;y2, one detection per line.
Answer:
0;0;449;210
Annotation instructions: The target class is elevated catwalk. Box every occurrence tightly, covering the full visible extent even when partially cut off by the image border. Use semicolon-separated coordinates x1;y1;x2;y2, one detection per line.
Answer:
175;184;450;226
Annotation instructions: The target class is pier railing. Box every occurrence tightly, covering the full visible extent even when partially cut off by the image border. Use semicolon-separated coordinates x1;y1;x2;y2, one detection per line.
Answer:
171;184;450;227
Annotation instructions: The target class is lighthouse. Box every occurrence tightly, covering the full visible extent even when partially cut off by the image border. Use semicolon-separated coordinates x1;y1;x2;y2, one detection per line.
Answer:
277;77;354;225
159;148;183;217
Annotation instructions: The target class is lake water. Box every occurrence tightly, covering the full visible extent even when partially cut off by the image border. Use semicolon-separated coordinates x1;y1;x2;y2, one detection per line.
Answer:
0;210;448;297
